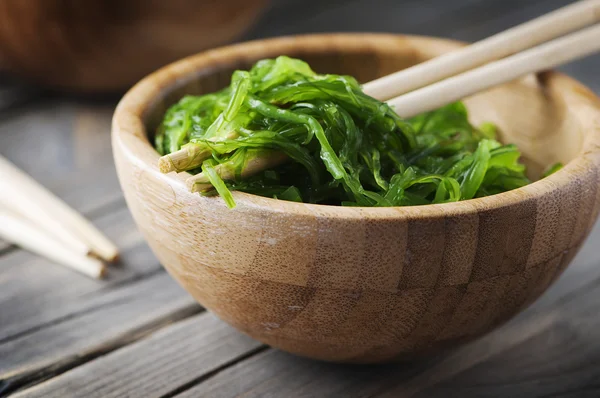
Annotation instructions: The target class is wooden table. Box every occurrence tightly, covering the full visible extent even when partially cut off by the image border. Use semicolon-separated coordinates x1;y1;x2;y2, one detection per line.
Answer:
1;0;599;396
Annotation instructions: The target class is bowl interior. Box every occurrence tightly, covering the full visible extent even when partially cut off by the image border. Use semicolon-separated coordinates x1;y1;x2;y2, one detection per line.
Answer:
140;35;584;181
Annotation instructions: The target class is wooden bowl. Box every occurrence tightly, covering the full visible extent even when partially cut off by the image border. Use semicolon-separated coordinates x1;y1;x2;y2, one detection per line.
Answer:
112;34;600;363
0;0;267;93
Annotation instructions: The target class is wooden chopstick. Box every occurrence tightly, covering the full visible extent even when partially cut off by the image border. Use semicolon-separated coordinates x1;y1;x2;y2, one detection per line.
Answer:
363;0;600;101
0;156;119;262
164;2;600;194
0;180;92;258
0;210;106;278
388;23;600;118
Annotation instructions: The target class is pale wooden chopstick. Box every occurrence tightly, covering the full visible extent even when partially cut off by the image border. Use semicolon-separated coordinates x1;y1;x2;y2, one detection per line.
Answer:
163;2;600;191
0;181;92;258
180;21;600;189
363;0;600;101
0;155;119;263
388;23;600;118
0;210;106;279
181;22;600;187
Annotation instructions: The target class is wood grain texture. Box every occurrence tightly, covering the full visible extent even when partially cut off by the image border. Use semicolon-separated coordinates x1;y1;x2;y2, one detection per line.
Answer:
12;313;263;398
0;206;198;395
11;238;600;398
0;101;124;269
0;101;122;214
3;0;600;396
10;219;600;398
174;265;600;398
0;0;267;92
112;33;600;363
0;274;197;395
0;206;148;342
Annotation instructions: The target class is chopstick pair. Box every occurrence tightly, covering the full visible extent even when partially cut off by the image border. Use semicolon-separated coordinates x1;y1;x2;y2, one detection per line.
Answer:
165;0;600;190
363;0;600;114
0;156;119;278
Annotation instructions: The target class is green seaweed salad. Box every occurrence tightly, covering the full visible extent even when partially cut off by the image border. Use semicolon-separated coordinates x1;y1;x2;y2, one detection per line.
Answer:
155;56;554;208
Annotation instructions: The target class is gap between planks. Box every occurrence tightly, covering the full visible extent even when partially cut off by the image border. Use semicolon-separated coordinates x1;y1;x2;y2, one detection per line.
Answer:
0;305;203;397
14;270;600;398
9;219;600;398
0;205;155;344
0;204;195;393
10;312;268;398
0;266;165;347
176;280;600;398
0;100;123;257
160;345;270;398
3;0;596;394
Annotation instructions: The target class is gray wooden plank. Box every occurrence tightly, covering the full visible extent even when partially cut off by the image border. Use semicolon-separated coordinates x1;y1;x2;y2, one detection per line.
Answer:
11;221;600;397
0;218;600;396
174;264;600;398
0;100;124;278
0;103;125;333
0;205;202;394
0;271;194;375
377;301;600;396
177;349;399;398
0;241;12;254
13;313;263;398
0;273;198;395
405;327;600;398
0;101;123;215
247;0;496;38
0;206;159;342
1;0;599;397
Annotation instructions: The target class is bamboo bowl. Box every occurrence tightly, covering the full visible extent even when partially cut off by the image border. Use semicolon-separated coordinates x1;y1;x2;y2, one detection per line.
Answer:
112;34;600;363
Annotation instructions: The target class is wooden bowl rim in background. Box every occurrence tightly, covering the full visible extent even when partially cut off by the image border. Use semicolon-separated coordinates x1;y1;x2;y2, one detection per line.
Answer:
112;33;600;220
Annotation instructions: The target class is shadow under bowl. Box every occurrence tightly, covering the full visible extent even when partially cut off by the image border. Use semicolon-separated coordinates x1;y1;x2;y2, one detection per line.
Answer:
112;33;600;363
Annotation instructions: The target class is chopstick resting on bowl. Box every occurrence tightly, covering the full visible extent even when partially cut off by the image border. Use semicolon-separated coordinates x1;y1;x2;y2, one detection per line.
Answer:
159;0;600;190
362;0;600;100
386;23;600;118
0;155;119;278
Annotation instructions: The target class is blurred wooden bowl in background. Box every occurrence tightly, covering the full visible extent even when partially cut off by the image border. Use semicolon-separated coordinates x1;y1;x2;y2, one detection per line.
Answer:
0;0;268;93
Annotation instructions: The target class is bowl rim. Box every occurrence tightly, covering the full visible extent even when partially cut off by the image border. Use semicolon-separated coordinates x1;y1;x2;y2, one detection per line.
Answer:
112;33;600;220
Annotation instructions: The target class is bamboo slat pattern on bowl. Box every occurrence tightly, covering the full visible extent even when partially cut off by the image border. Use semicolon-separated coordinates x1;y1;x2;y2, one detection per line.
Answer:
112;34;600;363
